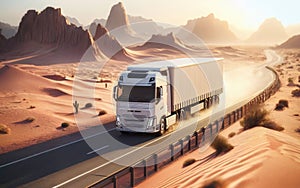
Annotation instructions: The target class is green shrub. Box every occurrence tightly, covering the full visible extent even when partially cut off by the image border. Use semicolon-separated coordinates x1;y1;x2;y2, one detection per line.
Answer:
211;135;234;155
228;132;236;138
85;103;93;108
0;124;10;134
292;89;300;97
98;110;107;116
61;122;70;128
25;117;35;123
182;158;196;168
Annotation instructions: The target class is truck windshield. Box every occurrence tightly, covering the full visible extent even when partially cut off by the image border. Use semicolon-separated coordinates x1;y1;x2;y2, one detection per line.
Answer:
117;85;155;102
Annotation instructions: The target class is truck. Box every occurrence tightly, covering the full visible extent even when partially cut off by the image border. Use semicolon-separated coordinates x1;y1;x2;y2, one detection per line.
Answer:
113;57;223;135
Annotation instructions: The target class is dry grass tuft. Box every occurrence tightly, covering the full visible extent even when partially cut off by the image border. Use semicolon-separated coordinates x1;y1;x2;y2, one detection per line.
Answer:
0;124;11;134
211;135;234;155
182;158;196;168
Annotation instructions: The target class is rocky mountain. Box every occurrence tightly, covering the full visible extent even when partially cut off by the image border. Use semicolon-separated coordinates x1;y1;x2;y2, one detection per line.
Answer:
93;23;132;61
0;29;7;52
105;2;142;45
182;14;238;44
127;15;164;37
0;21;18;39
1;7;99;61
278;35;300;49
65;16;82;27
247;18;288;45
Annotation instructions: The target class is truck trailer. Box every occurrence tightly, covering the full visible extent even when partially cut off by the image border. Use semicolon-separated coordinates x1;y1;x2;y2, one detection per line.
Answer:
113;58;223;135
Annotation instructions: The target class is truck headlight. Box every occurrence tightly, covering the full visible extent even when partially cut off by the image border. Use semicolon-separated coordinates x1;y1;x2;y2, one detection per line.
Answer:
116;115;121;126
146;117;156;129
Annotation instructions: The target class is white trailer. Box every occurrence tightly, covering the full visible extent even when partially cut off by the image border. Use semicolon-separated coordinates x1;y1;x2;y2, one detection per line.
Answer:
113;58;223;135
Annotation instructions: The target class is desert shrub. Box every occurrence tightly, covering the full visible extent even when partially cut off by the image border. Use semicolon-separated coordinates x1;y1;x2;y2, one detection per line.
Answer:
98;110;107;116
292;89;300;97
211;135;234;155
85;103;93;108
295;127;300;133
228;132;236;138
182;158;196;168
275;103;285;111
0;124;10;134
29;105;36;109
202;179;225;188
25;117;35;123
61;122;70;128
262;120;284;131
278;99;289;108
240;105;269;130
287;77;294;86
241;105;284;131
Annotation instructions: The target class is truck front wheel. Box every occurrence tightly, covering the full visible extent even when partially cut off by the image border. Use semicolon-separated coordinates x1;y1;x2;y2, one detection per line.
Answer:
157;118;166;136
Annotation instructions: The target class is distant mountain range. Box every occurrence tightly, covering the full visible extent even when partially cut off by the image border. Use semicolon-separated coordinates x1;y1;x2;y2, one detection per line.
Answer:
1;1;300;58
247;18;289;45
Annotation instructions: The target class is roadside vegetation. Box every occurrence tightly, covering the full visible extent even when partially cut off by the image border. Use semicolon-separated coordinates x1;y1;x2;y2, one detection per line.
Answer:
211;135;234;156
202;179;226;188
240;105;284;131
0;124;11;134
182;158;197;168
275;99;289;111
61;122;70;128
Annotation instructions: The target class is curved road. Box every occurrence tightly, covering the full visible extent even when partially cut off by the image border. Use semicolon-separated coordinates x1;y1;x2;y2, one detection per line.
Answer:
0;50;282;188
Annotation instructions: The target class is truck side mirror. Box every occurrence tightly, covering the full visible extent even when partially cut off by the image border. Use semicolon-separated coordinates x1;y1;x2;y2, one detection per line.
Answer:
113;86;118;101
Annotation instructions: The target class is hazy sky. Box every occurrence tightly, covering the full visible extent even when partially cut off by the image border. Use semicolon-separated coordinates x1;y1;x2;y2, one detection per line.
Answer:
1;0;299;30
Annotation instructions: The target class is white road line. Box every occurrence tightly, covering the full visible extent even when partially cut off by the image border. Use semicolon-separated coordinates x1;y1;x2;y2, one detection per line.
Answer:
86;145;109;155
0;128;116;169
52;132;171;188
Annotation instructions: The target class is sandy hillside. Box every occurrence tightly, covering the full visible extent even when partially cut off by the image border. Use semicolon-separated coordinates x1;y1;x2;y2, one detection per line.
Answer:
137;49;300;188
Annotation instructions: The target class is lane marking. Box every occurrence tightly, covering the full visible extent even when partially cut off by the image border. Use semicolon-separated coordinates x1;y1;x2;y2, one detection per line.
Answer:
0;128;116;169
86;145;109;155
53;131;171;188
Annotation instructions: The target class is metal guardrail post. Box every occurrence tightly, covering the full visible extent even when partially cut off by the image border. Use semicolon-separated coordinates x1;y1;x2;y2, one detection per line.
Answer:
180;140;184;155
113;176;117;188
130;167;135;187
170;144;174;161
194;131;198;147
143;160;147;178
154;154;158;172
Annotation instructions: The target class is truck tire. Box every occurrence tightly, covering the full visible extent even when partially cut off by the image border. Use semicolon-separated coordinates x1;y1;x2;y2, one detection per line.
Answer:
157;118;166;136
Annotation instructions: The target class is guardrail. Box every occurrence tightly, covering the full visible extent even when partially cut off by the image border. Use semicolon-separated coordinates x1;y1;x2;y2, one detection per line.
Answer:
89;66;281;188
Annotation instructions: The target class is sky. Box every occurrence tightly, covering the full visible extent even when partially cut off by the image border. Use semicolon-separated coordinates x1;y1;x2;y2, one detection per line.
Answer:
0;0;299;31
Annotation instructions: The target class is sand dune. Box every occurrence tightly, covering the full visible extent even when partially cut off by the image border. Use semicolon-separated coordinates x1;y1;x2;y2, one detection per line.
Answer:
138;127;300;188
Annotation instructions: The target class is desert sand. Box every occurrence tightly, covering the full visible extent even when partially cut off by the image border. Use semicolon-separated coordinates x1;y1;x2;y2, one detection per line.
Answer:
136;49;300;188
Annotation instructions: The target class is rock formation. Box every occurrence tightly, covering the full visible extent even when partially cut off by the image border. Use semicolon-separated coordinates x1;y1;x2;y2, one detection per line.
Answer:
278;35;300;49
0;7;98;61
185;14;237;44
0;21;18;39
93;23;132;61
247;18;288;45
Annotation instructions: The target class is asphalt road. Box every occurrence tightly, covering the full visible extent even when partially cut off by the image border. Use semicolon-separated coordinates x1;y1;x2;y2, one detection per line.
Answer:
0;50;282;188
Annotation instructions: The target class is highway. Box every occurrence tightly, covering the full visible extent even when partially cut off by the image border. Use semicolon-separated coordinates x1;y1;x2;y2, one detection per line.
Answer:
0;50;282;188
